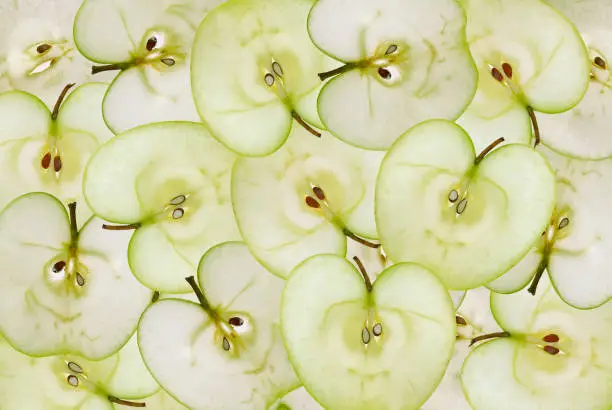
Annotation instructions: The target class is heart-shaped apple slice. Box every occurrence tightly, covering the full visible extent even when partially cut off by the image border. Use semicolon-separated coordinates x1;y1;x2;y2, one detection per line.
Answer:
376;119;556;289
138;241;299;409
281;254;455;409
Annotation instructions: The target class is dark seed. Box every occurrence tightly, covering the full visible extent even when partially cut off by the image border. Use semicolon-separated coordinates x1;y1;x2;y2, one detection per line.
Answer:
491;67;503;82
229;317;244;327
312;186;325;201
146;37;157;51
542;333;559;343
543;345;560;355
53;156;62;172
456;315;467;326
161;58;175;66
41;152;51;169
502;62;513;79
305;196;320;209
594;56;607;70
377;67;392;80
37;44;52;54
52;260;66;273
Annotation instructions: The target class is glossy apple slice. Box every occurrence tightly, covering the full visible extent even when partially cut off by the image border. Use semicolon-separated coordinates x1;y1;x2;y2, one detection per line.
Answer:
191;0;331;156
232;127;384;278
0;193;151;359
462;276;612;410
74;0;220;133
307;0;477;150
83;121;239;293
138;241;299;409
376;120;556;290
281;254;455;409
0;83;113;225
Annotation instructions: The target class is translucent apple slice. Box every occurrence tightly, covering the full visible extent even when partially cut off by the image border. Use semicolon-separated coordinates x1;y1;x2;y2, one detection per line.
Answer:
74;0;220;133
270;387;323;410
462;276;612;410
281;254;455;409
191;0;331;157
138;242;299;409
84;121;239;293
139;390;189;410
0;193;151;359
232;127;383;278
376;119;556;289
307;0;477;150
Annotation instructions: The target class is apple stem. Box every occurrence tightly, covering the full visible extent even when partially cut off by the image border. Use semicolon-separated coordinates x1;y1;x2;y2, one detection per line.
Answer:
292;112;321;138
469;331;510;347
343;228;381;249
91;62;133;75
51;83;76;120
318;63;358;81
108;395;146;407
527;106;540;147
102;223;141;231
67;202;80;246
151;291;160;303
185;276;213;313
527;256;548;296
474;137;505;165
352;256;373;292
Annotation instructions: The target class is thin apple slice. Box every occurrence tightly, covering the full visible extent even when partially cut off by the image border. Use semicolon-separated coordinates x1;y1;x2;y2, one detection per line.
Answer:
191;0;330;157
271;387;323;410
307;0;477;150
0;193;151;359
376;119;556;289
462;276;612;410
138;241;299;409
281;254;455;409
232;127;383;278
139;390;189;410
83;121;239;293
486;247;544;294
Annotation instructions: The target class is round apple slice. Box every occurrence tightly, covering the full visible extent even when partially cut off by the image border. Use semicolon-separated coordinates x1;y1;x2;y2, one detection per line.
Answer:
191;0;331;157
461;276;612;410
232;127;384;278
83;121;239;293
281;254;455;409
376;119;556;290
307;0;477;150
138;241;299;409
0;193;151;359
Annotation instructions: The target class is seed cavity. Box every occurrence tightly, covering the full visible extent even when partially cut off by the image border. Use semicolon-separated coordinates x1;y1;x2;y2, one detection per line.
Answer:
172;207;184;219
146;37;157;51
312;186;325;201
558;217;569;230
305;196;320;209
161;57;175;66
594;56;607;70
542;333;560;343
448;189;459;203
264;73;275;87
36;43;52;54
229;316;244;327
169;194;186;205
377;67;392;80
53;156;62;172
501;62;513;79
272;61;283;77
385;44;398;55
222;337;231;351
67;361;83;374
76;272;85;287
67;374;79;387
456;198;468;215
490;67;503;82
543;345;560;356
372;323;383;336
361;327;371;344
52;260;66;273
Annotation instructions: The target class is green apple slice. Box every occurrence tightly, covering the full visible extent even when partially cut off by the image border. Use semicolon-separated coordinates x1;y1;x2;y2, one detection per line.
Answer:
83;121;239;293
281;254;455;409
0;192;151;359
74;0;220;133
270;387;323;410
232;127;383;278
138;241;299;409
462;276;612;410
0;83;113;225
459;0;590;148
139;390;189;410
191;0;331;157
376;119;556;289
307;0;477;150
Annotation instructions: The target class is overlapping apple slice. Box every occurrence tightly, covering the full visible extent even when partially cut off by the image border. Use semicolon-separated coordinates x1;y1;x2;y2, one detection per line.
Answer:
83;121;239;293
488;146;612;308
376;119;556;290
458;0;590;149
270;387;323;410
0;82;112;225
281;254;455;409
307;0;477;150
138;241;299;409
191;0;331;157
0;192;150;360
462;276;612;410
74;0;221;133
232;127;383;278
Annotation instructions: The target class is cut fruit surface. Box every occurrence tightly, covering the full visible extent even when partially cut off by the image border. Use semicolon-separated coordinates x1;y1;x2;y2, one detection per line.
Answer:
232;127;383;278
138;242;299;409
376;119;556;289
270;387;323;410
281;255;455;410
191;0;330;156
83;121;239;293
308;0;477;149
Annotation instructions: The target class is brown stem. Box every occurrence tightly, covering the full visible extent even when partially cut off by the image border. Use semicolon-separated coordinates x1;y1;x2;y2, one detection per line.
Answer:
185;276;213;313
51;83;76;120
91;62;133;75
527;106;540;147
292;112;321;138
469;331;511;347
343;228;381;249
108;395;146;407
527;255;549;296
475;137;505;164
102;223;141;231
352;256;373;292
318;63;358;81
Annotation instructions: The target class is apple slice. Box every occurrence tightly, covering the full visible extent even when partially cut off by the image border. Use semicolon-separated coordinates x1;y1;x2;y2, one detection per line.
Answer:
376;119;556;290
307;0;477;150
458;0;590;148
83;121;239;293
138;241;299;409
281;254;455;409
74;0;220;133
232;126;384;278
191;0;331;157
0;82;113;225
139;390;190;410
270;387;323;410
0;192;151;359
462;275;612;410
